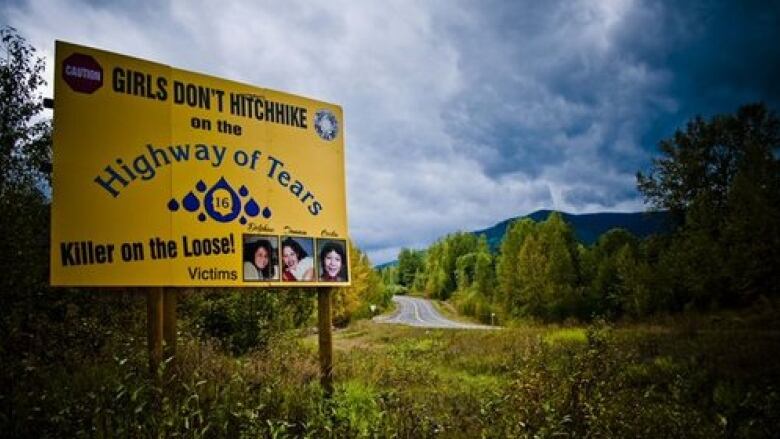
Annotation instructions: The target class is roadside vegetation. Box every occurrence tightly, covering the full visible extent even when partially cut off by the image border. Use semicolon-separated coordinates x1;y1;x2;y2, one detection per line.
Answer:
4;305;779;437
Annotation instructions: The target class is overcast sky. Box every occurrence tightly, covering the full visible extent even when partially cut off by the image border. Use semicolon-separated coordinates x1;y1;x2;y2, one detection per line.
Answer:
4;0;779;263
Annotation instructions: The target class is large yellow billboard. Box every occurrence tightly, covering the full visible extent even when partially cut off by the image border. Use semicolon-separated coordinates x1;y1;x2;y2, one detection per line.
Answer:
51;41;350;286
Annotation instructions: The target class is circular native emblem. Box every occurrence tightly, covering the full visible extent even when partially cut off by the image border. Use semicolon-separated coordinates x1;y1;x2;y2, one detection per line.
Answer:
314;109;339;141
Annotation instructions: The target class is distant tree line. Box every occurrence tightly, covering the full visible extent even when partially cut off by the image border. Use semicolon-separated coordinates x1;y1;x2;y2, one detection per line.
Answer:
385;103;780;323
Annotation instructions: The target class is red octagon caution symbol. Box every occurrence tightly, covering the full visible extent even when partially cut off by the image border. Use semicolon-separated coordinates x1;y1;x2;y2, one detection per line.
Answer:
62;53;103;94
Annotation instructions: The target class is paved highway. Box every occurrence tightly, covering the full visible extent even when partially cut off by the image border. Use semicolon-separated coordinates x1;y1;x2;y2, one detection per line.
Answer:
374;295;495;329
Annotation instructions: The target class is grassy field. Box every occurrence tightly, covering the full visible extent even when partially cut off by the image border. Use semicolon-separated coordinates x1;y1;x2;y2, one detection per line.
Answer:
4;305;779;438
297;308;780;438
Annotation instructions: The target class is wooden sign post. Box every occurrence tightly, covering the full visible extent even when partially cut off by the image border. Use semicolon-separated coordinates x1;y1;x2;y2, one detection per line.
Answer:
163;288;177;363
147;287;177;376
147;288;164;375
149;288;333;396
318;288;334;397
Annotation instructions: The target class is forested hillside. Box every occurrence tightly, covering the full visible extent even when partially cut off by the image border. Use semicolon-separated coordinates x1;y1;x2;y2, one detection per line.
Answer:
376;209;671;269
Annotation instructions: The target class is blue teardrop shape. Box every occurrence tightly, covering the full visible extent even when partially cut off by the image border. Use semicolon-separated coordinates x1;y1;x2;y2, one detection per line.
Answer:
198;213;206;222
167;199;179;211
183;192;200;212
196;180;207;192
262;207;272;218
239;186;249;197
204;177;241;223
240;217;247;225
245;199;260;217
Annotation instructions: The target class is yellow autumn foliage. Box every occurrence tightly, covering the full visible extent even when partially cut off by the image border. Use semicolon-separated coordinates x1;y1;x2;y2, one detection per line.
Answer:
331;241;383;327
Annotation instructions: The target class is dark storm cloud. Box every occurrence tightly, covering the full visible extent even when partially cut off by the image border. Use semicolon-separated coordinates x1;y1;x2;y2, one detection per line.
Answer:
435;0;779;214
5;0;778;263
440;5;650;182
610;1;780;153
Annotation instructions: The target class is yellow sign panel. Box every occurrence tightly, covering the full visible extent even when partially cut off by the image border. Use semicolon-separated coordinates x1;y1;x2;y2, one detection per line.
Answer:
51;41;350;286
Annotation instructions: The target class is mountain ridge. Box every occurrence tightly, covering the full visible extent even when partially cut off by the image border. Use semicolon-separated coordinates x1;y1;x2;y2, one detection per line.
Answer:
474;209;672;250
375;209;672;269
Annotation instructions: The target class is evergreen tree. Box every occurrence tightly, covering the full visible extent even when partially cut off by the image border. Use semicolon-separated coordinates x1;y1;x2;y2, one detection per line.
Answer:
450;234;497;322
453;236;494;297
496;218;535;312
584;229;639;316
614;243;654;317
516;213;581;320
473;250;495;300
396;248;424;287
421;232;482;300
455;252;477;292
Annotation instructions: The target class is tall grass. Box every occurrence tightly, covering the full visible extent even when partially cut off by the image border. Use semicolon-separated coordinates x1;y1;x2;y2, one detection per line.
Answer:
2;311;778;437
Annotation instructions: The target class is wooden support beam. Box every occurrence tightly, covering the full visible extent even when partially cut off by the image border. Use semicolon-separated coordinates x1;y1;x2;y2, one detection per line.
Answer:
163;288;177;365
147;287;164;375
318;288;334;397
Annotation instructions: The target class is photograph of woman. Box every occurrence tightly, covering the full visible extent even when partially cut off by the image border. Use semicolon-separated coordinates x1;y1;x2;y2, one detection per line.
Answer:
243;235;279;281
281;237;315;281
317;239;348;282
